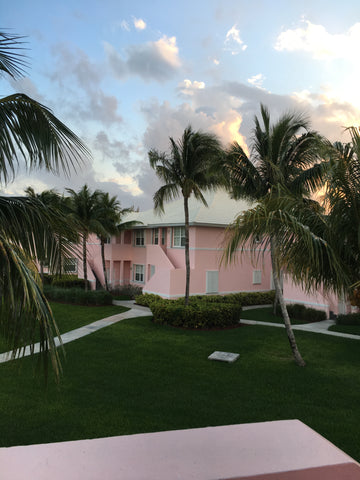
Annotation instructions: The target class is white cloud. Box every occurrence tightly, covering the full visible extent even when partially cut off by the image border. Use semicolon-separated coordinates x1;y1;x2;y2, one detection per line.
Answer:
225;25;247;54
275;20;360;60
178;79;205;95
248;73;266;89
105;35;181;82
133;17;146;30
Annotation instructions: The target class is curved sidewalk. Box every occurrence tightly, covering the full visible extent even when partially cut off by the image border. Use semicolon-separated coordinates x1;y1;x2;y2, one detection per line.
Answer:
0;302;151;364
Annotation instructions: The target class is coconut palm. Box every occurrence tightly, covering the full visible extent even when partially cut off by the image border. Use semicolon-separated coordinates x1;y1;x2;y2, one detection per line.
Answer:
66;185;105;291
223;105;327;366
0;31;90;376
93;193;140;291
149;125;224;304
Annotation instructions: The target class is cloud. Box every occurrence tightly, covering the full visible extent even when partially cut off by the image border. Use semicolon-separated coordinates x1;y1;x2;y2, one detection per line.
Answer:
225;25;247;55
178;79;206;96
275;20;360;60
105;35;181;82
248;73;266;89
133;17;146;30
121;20;130;31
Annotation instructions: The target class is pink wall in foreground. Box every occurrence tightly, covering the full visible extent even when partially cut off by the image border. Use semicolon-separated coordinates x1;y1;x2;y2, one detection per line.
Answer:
0;420;358;480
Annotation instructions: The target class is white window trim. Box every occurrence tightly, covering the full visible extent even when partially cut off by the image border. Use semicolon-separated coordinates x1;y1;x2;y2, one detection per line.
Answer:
173;226;186;248
133;264;145;283
134;229;145;247
152;228;159;245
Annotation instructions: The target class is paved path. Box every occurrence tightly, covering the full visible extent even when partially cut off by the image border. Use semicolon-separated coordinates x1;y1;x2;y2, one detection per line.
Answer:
0;302;151;364
1;301;359;364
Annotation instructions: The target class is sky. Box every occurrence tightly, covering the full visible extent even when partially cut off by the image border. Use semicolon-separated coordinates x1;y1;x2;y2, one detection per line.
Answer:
2;0;360;210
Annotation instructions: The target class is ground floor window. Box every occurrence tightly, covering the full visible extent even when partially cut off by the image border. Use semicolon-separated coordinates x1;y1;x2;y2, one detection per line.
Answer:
63;257;78;274
133;264;145;283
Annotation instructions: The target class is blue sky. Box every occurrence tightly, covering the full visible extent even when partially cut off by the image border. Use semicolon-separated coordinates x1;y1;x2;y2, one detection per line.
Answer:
2;0;360;209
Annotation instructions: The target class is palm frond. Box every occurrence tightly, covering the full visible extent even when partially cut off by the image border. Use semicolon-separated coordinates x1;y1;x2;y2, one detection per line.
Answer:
0;94;91;183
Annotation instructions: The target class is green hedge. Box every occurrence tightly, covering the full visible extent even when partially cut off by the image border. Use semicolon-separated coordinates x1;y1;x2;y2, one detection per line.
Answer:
150;300;242;329
135;290;275;308
44;286;113;306
337;313;360;326
111;284;143;299
43;275;89;290
276;303;326;322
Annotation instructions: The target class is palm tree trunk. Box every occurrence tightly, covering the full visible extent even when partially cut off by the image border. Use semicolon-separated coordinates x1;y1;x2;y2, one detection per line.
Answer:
83;233;88;291
270;238;306;367
101;238;109;291
184;196;190;306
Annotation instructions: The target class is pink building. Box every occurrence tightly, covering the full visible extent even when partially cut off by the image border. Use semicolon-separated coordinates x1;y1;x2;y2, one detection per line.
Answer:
81;190;273;298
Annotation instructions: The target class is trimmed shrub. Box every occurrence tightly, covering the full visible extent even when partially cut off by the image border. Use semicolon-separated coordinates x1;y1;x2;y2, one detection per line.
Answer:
135;290;275;308
111;284;143;299
135;293;161;307
276;303;326;322
44;286;113;306
51;275;89;290
337;313;360;326
150;299;242;329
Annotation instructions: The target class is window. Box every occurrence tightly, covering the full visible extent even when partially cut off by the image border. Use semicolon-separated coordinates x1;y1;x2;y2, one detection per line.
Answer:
161;228;166;245
64;258;78;274
253;270;262;285
173;226;186;247
133;264;145;283
104;236;112;244
152;228;159;245
134;229;145;246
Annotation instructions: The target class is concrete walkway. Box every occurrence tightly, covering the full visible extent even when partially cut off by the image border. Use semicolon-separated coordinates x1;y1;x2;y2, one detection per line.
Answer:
1;301;359;364
0;302;151;364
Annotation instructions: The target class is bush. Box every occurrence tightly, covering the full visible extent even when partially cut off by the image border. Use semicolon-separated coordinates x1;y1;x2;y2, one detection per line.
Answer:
135;293;161;307
111;284;143;299
337;313;360;325
150;299;242;329
44;286;113;306
135;290;275;308
51;275;89;290
276;303;326;322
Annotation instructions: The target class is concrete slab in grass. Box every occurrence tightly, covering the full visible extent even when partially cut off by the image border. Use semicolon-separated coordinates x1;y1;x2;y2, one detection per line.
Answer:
208;351;239;363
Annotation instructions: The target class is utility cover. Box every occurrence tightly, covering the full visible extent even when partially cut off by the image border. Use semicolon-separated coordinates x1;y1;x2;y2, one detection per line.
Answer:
208;351;239;363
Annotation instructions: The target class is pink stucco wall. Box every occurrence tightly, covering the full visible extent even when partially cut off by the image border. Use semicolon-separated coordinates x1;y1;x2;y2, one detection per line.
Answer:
1;420;358;480
79;226;273;298
283;275;343;317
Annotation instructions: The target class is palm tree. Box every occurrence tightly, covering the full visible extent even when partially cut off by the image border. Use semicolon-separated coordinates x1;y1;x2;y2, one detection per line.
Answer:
322;135;360;296
149;125;224;304
0;31;90;376
93;193;140;291
66;185;104;291
223;105;326;366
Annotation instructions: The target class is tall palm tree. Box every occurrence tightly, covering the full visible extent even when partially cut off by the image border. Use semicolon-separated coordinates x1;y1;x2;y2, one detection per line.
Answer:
223;105;326;366
149;125;224;304
322;135;360;295
0;31;90;377
93;193;140;291
66;185;103;291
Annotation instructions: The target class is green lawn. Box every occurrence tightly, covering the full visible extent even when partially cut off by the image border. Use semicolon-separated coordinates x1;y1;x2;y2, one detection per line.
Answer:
329;324;360;335
0;314;360;463
241;307;308;324
0;303;129;353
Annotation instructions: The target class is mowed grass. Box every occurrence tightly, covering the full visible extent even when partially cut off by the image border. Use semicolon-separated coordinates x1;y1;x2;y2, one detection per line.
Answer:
0;315;359;462
241;306;307;324
0;302;129;353
329;324;360;335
